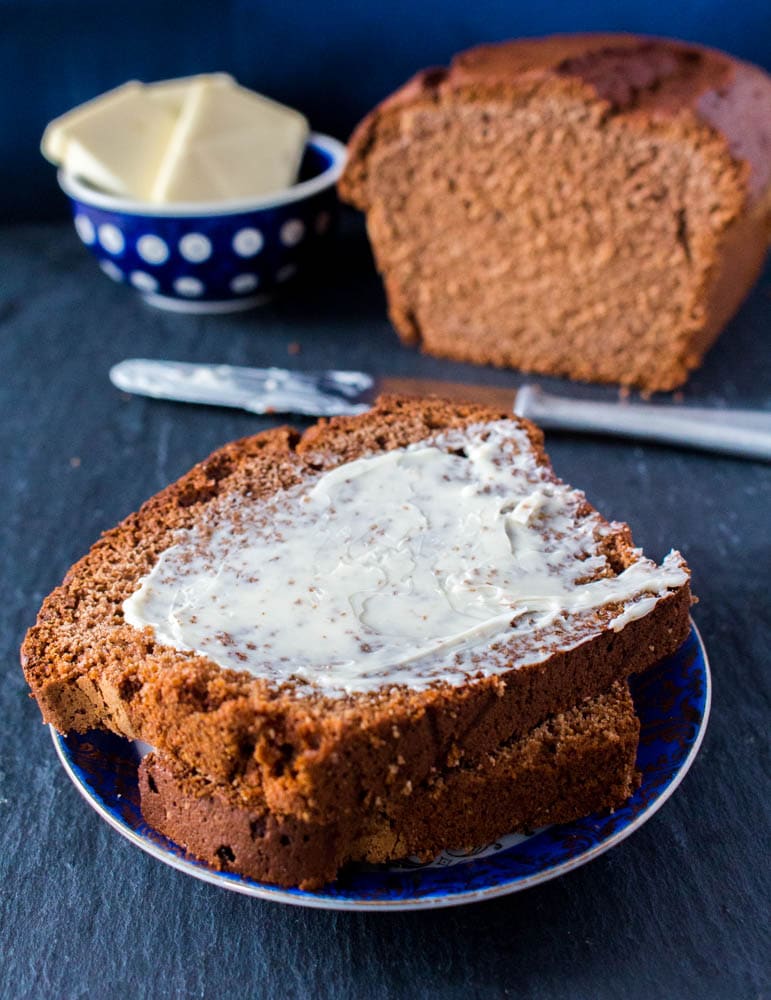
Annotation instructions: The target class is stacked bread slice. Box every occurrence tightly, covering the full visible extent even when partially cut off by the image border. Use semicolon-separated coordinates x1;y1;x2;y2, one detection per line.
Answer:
22;397;691;888
139;681;641;887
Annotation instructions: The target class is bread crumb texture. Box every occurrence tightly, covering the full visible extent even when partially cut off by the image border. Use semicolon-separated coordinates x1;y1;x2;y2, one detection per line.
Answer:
21;396;690;839
340;34;771;389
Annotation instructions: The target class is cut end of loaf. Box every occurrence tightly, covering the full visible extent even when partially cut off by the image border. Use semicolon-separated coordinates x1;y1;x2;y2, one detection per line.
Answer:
340;34;771;390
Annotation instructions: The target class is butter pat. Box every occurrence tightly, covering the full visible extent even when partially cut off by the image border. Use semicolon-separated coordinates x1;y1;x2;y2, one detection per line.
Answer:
42;75;310;203
151;80;309;202
145;73;234;115
42;82;176;199
42;81;139;162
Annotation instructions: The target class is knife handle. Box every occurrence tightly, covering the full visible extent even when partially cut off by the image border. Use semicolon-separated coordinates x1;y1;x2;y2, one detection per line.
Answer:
515;386;771;462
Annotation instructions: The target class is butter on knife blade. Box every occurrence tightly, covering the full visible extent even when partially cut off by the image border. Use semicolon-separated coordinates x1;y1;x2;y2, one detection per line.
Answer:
109;359;771;461
109;359;519;414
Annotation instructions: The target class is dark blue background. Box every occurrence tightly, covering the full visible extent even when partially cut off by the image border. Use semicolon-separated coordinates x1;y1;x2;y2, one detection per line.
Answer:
3;0;771;221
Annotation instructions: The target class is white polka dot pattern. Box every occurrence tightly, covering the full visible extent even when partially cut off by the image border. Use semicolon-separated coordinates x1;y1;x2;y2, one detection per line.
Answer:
136;234;169;265
87;208;323;302
98;224;125;254
129;271;159;292
99;260;124;282
74;215;96;245
173;276;205;297
232;228;264;257
178;233;212;263
280;218;305;247
230;273;259;294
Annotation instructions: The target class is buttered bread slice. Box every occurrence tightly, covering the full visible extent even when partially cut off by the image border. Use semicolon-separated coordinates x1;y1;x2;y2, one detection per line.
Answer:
22;396;691;823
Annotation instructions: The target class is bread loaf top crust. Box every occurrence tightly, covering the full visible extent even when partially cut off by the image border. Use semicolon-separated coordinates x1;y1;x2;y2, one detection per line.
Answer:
341;33;771;207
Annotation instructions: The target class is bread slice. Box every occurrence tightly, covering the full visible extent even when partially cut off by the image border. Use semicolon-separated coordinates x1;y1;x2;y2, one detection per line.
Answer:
339;34;771;390
139;680;640;889
22;396;690;825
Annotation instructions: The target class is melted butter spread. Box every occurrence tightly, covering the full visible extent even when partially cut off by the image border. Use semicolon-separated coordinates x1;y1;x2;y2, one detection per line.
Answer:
123;422;688;693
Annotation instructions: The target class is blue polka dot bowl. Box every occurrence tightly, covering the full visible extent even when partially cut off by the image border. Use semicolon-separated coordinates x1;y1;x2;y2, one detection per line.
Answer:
57;132;346;313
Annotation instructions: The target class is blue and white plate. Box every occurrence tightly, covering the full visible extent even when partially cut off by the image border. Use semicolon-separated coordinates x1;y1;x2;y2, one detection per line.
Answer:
52;621;710;911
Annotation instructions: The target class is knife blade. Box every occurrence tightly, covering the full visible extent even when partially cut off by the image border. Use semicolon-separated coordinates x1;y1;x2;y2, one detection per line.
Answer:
110;359;771;461
109;359;519;416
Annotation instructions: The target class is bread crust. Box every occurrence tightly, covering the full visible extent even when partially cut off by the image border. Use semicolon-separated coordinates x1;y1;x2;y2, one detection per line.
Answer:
138;680;641;889
339;35;771;390
21;396;691;823
343;33;771;209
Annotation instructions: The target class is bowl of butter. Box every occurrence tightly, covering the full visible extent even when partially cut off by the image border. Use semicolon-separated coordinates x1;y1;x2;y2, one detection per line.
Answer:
44;74;346;312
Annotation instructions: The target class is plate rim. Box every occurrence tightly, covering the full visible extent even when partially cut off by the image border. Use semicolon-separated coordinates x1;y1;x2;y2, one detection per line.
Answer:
51;619;711;912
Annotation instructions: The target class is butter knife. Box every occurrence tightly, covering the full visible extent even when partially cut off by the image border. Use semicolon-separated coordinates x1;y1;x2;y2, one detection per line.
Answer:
110;359;771;461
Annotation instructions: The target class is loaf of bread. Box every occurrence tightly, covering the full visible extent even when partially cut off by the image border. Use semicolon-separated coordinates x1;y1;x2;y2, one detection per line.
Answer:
339;34;771;390
139;680;640;889
22;396;691;841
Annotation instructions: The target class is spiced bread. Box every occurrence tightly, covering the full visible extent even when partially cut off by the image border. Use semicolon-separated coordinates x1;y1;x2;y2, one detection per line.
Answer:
339;34;771;390
22;396;691;828
139;680;640;889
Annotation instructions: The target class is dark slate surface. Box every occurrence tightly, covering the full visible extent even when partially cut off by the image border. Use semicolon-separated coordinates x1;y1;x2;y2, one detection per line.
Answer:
1;217;769;1000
